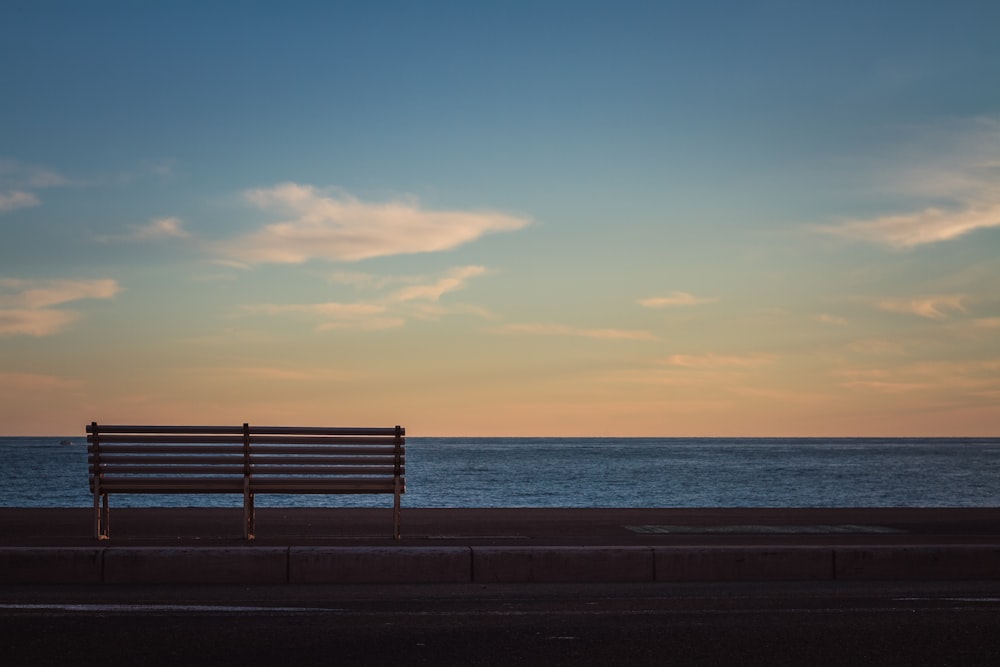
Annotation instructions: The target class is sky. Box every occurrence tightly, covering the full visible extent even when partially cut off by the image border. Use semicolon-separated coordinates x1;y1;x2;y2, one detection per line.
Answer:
2;1;999;436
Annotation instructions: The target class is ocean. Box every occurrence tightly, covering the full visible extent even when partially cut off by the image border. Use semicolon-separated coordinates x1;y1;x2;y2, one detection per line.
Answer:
2;437;999;508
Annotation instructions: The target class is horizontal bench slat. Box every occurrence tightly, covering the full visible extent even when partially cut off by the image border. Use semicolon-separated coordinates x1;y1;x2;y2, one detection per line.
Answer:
91;465;403;476
90;435;246;445
91;454;246;465
90;444;245;455
88;425;247;435
88;424;404;437
93;478;245;492
250;435;403;445
251;445;400;455
248;465;403;475
250;478;400;493
91;435;403;446
250;455;403;465
249;426;403;436
91;465;246;475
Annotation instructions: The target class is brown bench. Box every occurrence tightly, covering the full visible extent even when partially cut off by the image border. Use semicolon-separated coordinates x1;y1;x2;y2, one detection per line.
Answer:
86;422;405;540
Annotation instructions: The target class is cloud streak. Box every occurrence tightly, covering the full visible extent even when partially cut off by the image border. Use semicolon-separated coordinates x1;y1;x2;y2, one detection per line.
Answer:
660;353;775;368
99;217;190;242
0;190;39;213
815;117;1000;248
877;295;967;319
0;278;121;335
219;183;531;264
0;158;71;214
240;301;404;331
391;266;487;302
496;323;659;341
638;292;717;308
818;203;1000;249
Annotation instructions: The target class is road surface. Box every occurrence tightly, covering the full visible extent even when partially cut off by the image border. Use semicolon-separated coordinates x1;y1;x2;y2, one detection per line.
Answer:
3;581;1000;665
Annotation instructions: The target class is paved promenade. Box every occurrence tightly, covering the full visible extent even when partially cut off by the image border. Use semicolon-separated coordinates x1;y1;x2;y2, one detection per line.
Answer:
2;507;999;584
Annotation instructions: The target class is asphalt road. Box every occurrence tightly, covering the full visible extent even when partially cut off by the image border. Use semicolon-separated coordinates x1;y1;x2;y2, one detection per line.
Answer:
3;581;1000;665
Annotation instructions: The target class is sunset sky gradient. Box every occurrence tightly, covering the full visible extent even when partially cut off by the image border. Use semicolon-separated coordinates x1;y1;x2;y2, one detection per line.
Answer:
2;1;999;436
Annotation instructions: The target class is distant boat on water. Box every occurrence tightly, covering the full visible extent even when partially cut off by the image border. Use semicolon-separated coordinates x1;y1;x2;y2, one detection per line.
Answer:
59;439;74;446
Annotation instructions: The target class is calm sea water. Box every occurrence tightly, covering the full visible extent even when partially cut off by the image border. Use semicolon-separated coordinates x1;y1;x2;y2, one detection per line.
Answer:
1;437;999;508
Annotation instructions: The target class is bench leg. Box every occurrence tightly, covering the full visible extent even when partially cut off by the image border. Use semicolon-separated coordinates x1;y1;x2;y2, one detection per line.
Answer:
243;482;255;541
393;481;401;541
94;492;109;540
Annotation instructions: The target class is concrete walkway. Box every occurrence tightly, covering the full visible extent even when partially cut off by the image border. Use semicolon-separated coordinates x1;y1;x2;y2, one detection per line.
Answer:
2;507;999;584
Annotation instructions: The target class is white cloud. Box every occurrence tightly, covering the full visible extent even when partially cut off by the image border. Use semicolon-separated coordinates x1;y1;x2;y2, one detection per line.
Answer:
877;295;967;319
100;217;190;242
638;292;717;308
219;183;531;264
0;278;121;336
0;190;39;213
815;117;1000;248
496;323;659;341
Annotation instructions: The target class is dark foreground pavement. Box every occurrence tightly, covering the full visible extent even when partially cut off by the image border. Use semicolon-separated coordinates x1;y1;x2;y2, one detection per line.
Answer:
2;507;999;584
4;580;1000;665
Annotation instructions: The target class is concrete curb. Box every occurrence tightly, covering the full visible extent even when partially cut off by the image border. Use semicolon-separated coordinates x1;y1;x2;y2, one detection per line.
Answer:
0;548;103;584
290;547;471;584
4;545;1000;584
835;546;1000;581
103;547;288;584
473;547;653;583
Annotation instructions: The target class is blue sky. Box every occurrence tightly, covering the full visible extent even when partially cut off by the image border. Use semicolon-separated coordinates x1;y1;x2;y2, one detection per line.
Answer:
2;1;999;435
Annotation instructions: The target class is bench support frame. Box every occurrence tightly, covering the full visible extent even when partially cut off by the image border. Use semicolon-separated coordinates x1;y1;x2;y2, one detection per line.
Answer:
87;422;405;541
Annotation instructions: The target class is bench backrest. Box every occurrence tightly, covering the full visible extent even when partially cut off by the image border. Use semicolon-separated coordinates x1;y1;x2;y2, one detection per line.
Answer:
87;423;405;495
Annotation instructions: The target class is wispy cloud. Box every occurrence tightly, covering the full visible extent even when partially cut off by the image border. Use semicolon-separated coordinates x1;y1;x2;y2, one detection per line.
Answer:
391;266;487;302
495;323;659;341
837;359;1000;397
192;366;362;382
877;295;967;319
818;204;1000;249
218;183;531;264
815;117;1000;248
0;309;80;336
0;190;39;213
816;313;848;326
329;271;407;290
240;301;404;331
660;353;775;368
0;372;81;391
0;278;122;336
0;158;71;214
99;217;190;242
638;291;717;308
242;265;494;331
0;278;122;309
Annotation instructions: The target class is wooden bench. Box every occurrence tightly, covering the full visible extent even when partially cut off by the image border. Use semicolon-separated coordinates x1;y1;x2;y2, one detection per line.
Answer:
86;422;405;540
